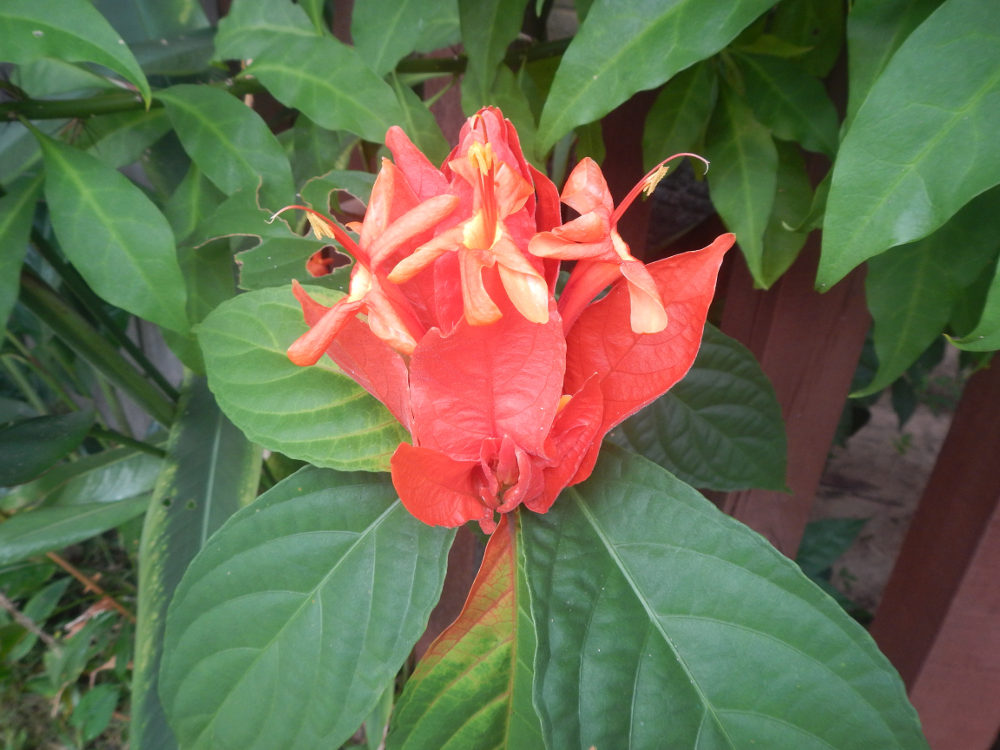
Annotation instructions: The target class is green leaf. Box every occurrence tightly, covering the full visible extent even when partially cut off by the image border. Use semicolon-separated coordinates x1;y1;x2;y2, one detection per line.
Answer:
608;325;786;491
536;0;780;151
158;85;295;211
818;0;1000;290
197;286;409;471
704;86;778;285
0;495;149;566
857;188;1000;393
300;170;375;216
2;446;161;513
70;684;120;743
0;174;42;332
736;53;839;156
36;134;189;333
845;0;940;126
0;0;151;103
130;28;216;76
390;76;451;168
159;466;454;750
0;409;94;487
353;0;459;76
78;109;173;168
387;515;543;750
523;445;928;749
13;57;118;98
215;0;405;143
951;258;1000;351
458;0;531;109
132;376;262;750
290;119;359;188
796;518;869;578
642;62;718;170
6;577;71;661
760;139;813;286
92;0;209;43
767;0;845;77
163;163;226;244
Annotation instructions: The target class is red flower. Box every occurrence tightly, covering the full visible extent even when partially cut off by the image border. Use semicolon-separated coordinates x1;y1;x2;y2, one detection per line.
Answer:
284;108;733;532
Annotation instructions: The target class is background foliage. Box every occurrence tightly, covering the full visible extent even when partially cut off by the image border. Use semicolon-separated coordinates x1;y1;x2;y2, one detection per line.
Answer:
2;0;996;746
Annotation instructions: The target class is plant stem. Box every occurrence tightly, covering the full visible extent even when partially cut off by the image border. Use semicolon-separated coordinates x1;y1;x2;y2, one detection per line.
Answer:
0;353;48;414
88;425;167;458
45;551;136;624
19;269;176;427
0;590;61;652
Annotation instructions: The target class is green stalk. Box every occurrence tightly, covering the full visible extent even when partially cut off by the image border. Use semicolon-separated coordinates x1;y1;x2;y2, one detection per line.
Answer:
88;425;167;458
0;355;47;414
19;269;176;427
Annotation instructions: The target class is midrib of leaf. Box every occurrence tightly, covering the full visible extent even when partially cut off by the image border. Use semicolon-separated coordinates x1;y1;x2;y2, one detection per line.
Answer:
247;57;389;128
161;94;264;188
574;489;904;745
44;143;173;314
741;56;829;149
199;411;225;547
187;499;402;747
568;491;737;749
834;64;1000;268
372;1;410;73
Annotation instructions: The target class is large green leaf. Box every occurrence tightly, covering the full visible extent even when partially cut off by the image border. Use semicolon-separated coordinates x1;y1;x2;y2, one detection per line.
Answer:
760;139;813;286
0;174;42;332
845;0;941;126
92;0;209;43
523;446;928;749
78;109;173;169
158;85;295;211
951;258;1000;351
0;0;151;103
132;377;262;750
642;62;718;170
0;409;94;487
158;466;454;750
857;187;1000;394
736;53;839;157
215;0;405;143
458;0;531;110
197;286;409;471
704;86;778;286
768;0;844;78
352;0;459;76
36;134;189;333
2;447;161;512
387;514;543;750
0;496;149;566
536;0;779;151
818;0;1000;289
608;325;786;491
391;77;451;168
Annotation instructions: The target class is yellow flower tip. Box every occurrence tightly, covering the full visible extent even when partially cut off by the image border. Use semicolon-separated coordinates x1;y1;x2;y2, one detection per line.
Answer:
557;394;573;413
641;164;670;197
304;212;338;241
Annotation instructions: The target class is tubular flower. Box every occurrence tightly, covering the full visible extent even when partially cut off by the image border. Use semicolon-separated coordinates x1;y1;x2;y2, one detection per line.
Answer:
283;108;734;533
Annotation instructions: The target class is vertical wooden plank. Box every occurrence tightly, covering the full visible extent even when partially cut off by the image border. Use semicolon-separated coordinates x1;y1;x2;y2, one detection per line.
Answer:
718;238;870;556
871;362;1000;750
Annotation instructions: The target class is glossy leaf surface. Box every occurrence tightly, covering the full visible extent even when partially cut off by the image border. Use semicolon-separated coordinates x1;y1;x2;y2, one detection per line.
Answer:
858;188;1000;394
642;62;718;170
0;409;94;487
159;466;455;750
37;134;189;333
158;85;295;211
197;286;409;471
215;0;405;143
388;514;543;750
537;0;779;150
523;446;928;749
609;325;786;491
132;377;262;750
353;0;458;76
459;0;531;110
1;0;151;103
0;496;149;566
819;0;1000;289
704;87;778;286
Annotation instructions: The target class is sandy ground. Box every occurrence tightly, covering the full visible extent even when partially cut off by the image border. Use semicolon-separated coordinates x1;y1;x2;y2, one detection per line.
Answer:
812;391;955;613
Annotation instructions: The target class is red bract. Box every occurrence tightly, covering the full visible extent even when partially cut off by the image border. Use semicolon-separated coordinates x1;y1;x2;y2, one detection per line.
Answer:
283;107;734;533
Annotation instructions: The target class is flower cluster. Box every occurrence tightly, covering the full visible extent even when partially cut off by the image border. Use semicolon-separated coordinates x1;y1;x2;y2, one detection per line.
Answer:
283;107;733;533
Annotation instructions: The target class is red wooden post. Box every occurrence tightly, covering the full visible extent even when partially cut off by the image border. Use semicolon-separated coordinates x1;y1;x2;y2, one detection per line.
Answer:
718;239;870;556
870;362;1000;750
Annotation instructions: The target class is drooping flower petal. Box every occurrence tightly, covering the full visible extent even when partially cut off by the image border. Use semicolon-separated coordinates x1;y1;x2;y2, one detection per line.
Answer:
390;444;488;528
